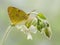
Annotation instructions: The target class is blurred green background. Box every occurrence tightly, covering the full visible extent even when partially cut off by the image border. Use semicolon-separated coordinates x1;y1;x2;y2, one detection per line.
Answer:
0;0;60;45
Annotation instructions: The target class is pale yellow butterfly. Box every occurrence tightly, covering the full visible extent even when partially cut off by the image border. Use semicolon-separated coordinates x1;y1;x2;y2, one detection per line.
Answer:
8;6;30;26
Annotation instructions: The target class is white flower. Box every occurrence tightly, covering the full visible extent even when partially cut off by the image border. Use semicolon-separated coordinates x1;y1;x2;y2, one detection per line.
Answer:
29;25;37;34
16;25;37;40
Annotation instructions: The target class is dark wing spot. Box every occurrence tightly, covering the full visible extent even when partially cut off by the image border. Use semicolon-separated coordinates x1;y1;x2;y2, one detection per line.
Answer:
16;13;19;17
18;10;20;12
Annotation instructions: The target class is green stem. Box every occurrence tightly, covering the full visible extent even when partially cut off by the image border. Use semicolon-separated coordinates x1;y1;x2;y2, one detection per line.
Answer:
1;25;12;45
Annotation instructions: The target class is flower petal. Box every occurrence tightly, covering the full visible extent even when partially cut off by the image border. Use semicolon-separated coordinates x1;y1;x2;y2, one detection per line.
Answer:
26;32;32;40
16;25;22;30
29;25;37;34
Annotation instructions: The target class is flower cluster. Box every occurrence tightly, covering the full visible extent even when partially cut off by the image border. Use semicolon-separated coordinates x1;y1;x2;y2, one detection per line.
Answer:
15;13;52;40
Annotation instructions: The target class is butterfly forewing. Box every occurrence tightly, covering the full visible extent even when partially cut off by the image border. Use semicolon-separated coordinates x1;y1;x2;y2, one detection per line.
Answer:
8;6;29;25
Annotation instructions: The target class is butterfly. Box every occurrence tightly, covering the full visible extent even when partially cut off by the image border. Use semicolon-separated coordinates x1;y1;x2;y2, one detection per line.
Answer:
1;6;34;45
8;6;30;26
1;6;52;45
8;6;52;38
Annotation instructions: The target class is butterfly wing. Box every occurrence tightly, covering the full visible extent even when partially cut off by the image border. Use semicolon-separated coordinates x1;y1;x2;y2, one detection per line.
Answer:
8;6;29;25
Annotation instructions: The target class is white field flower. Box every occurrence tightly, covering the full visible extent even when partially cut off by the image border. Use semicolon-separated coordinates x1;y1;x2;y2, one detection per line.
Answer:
16;25;37;40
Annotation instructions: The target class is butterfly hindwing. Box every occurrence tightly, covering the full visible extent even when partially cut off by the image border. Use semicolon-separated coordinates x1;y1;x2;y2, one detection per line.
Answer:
8;6;29;25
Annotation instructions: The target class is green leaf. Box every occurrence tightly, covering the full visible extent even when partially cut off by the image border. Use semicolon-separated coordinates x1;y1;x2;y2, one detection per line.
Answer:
44;27;51;38
37;13;46;20
25;20;32;28
37;19;45;32
31;18;37;26
25;18;37;28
